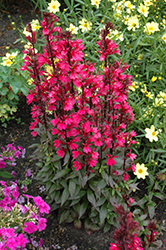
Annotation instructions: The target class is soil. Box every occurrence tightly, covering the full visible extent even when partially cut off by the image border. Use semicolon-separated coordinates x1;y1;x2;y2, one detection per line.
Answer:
0;1;166;250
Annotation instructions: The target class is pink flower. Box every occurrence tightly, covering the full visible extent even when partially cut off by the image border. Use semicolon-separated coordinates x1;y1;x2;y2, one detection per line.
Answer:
109;243;120;250
6;237;18;250
24;221;38;234
129;198;135;204
38;218;47;232
17;233;28;248
107;155;117;166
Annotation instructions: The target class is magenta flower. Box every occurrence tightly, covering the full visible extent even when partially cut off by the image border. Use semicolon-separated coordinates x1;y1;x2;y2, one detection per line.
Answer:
38;218;47;232
17;233;28;248
6;237;18;250
24;221;38;234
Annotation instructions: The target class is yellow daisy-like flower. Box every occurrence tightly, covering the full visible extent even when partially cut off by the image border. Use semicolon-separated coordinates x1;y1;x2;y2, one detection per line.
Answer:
66;23;78;34
129;81;139;91
107;30;124;41
91;0;101;8
144;22;159;35
137;53;144;60
79;19;92;32
48;0;60;13
31;19;41;31
127;16;139;31
138;3;149;17
159;91;166;100
151;76;157;82
124;1;135;13
145;92;154;99
1;59;12;67
145;125;159;142
143;0;153;6
153;97;163;107
162;33;166;43
134;163;149;179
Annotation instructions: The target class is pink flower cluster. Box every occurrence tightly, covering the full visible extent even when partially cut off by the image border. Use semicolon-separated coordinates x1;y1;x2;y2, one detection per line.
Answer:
0;143;25;169
0;181;19;211
21;13;137;175
0;228;27;250
0;182;50;249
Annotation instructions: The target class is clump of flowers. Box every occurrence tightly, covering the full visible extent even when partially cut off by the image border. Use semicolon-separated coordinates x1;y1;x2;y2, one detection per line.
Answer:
109;204;143;250
0;144;25;178
0;181;50;249
0;51;18;67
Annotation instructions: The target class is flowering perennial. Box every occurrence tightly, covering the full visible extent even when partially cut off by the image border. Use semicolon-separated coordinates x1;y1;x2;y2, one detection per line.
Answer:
20;14;136;176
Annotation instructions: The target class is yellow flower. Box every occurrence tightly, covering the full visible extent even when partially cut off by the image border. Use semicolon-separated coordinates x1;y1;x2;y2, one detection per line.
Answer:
79;19;92;32
48;0;60;13
145;125;159;142
151;76;157;82
91;0;101;8
143;0;153;6
145;92;154;99
153;97;163;107
31;19;41;31
144;22;159;34
159;91;166;100
137;53;144;60
107;30;124;41
23;27;31;36
1;59;12;67
66;23;78;34
134;163;149;179
124;1;135;13
138;3;149;17
129;81;139;91
162;33;166;43
127;16;139;31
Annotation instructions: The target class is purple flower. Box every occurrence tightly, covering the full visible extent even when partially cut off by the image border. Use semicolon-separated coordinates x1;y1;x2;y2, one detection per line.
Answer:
14;150;21;158
39;185;46;193
39;238;43;247
0;160;6;169
12;171;16;177
8;156;13;161
3;187;11;196
6;143;16;152
25;169;31;178
18;196;25;204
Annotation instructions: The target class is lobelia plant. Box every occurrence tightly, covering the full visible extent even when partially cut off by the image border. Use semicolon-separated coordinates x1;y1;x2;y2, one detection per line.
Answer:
109;204;165;250
21;12;138;233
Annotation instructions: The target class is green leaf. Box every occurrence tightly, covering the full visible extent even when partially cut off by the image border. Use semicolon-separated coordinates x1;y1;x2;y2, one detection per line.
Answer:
46;181;52;191
87;188;96;207
97;179;106;193
61;188;70;206
104;222;111;233
154;192;165;200
8;91;16;100
69;179;76;198
99;203;107;224
59;210;70;224
147;201;155;219
74;219;82;229
1;88;8;95
48;184;57;195
0;171;13;178
10;76;22;88
52;169;70;181
96;196;106;207
78;201;88;219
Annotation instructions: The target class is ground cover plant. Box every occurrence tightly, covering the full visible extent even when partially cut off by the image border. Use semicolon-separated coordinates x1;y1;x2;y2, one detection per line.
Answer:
1;0;166;249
